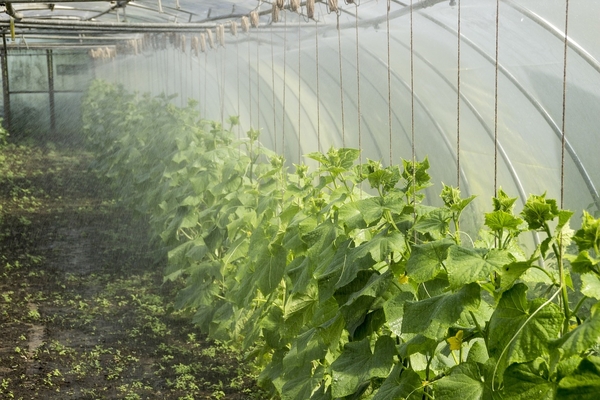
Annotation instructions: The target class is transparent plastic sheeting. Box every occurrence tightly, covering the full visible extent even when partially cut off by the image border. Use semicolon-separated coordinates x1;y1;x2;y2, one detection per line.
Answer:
95;0;600;233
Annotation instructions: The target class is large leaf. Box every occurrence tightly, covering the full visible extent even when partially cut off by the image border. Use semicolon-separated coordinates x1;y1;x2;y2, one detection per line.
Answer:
405;239;454;283
383;291;416;336
413;208;452;238
497;260;534;292
485;210;523;231
330;336;396;398
397;334;438;358
557;357;600;399
338;197;385;230
254;243;287;296
487;283;564;384
446;246;513;289
552;304;600;359
401;282;480;340
281;364;325;400
372;365;423;400
501;361;556;399
434;362;495;400
581;273;600;300
317;231;403;297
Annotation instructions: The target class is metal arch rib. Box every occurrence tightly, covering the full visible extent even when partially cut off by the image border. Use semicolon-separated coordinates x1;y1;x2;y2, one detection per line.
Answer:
411;7;600;211
503;0;600;76
389;37;528;207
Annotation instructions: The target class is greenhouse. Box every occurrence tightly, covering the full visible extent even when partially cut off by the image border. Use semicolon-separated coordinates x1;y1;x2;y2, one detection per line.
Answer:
0;0;599;399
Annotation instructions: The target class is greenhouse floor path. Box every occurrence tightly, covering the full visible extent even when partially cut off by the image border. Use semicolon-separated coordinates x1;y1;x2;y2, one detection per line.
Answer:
0;142;267;399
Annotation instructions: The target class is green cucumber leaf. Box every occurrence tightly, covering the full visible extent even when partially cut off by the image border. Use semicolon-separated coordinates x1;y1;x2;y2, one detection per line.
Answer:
330;336;396;398
501;361;556;399
557;356;600;399
581;273;600;299
445;246;513;289
372;365;423;400
406;239;454;283
434;362;496;400
487;283;564;384
552;304;600;358
401;282;480;340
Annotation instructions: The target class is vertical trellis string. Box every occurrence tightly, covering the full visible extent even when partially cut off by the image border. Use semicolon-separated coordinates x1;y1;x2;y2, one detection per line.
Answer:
410;0;416;239
179;35;184;106
456;0;461;189
387;0;392;166
355;3;362;167
247;28;253;127
256;21;261;133
271;23;277;151
494;0;500;196
204;49;208;117
298;10;302;162
560;0;570;209
282;14;287;156
220;36;226;128
316;19;321;153
235;26;241;139
337;13;346;146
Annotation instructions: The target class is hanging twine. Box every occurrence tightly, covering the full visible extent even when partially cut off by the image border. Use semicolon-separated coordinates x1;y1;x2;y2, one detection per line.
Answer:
250;10;259;27
328;0;338;12
276;0;285;9
272;4;279;23
290;0;300;13
207;29;214;49
180;34;186;53
230;20;238;36
200;33;207;52
307;0;315;19
241;16;250;33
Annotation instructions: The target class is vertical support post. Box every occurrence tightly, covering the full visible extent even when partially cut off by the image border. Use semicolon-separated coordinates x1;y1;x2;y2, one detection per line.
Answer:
1;32;11;132
46;49;56;135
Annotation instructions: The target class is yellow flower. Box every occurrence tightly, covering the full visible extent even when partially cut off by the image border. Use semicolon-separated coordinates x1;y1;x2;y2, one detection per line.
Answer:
447;330;464;351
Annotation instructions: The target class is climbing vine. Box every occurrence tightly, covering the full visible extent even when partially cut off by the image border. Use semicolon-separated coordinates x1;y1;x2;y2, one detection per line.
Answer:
82;80;600;399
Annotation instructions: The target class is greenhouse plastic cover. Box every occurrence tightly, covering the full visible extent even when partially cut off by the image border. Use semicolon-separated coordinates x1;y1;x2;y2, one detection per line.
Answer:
8;0;600;230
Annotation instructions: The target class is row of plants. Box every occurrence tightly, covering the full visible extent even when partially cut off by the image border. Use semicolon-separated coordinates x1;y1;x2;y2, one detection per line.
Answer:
82;79;600;399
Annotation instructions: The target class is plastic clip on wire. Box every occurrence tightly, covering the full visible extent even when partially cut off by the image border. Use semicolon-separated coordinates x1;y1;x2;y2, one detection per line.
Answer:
200;33;206;53
191;36;199;57
250;10;259;28
307;0;315;19
207;29;215;49
217;24;225;47
328;0;339;13
290;0;300;13
241;16;250;33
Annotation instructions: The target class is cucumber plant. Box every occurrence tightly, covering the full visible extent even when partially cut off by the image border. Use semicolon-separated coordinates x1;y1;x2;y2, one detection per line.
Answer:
82;80;600;399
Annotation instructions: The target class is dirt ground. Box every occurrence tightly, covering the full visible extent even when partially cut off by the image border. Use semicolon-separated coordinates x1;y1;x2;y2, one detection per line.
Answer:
0;142;269;399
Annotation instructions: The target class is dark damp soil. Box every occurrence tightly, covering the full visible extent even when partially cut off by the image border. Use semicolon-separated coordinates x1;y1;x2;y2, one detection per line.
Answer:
0;141;269;400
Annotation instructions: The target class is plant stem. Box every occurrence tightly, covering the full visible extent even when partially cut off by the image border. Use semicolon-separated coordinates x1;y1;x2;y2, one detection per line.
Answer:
545;223;571;332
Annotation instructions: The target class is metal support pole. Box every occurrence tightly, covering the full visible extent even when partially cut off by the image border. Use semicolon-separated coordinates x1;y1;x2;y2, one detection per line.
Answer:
46;49;56;135
1;32;10;132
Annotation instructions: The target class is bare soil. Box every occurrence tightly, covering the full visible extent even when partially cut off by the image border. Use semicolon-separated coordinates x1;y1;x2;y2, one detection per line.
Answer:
0;142;268;399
